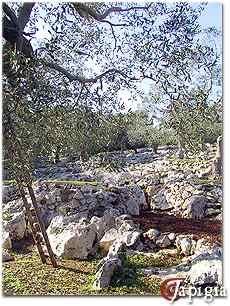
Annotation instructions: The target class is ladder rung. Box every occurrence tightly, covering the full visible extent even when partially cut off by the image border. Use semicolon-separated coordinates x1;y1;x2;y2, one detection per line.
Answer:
33;223;41;232
35;233;43;243
30;217;38;224
30;207;41;215
30;208;36;216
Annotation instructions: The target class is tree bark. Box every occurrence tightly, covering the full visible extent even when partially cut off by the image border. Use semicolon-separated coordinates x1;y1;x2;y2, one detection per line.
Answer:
3;3;34;57
212;136;223;176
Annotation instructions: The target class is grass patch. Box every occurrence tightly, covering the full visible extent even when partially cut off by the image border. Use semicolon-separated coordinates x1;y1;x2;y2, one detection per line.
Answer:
3;274;26;293
2;179;16;185
2;251;99;296
190;177;222;186
167;156;209;165
124;252;182;269
2;249;182;296
109;265;161;295
43;179;99;186
107;251;182;295
2;212;13;221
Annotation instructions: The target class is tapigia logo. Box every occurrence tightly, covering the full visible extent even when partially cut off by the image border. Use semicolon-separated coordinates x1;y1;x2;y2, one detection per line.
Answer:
160;277;186;302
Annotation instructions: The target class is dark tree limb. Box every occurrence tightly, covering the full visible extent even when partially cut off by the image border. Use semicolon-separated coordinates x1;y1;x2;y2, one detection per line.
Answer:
2;3;18;26
2;2;140;84
17;2;35;31
2;2;34;57
72;2;147;51
72;3;152;21
42;59;138;84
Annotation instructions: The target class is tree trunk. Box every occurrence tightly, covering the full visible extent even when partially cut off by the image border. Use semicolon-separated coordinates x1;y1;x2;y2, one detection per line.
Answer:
212;136;223;176
80;149;89;162
176;136;185;159
52;146;60;164
152;143;158;154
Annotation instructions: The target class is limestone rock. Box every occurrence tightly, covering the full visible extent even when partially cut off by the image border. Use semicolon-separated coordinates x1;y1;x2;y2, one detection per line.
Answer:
118;220;137;235
168;232;176;242
194;239;218;256
90;209;118;241
183;195;207;219
99;228;119;255
3;211;26;241
2;250;15;262
111;185;147;215
115;214;132;227
106;240;124;259
129;185;148;211
93;257;122;290
48;189;61;204
151;189;172;211
2;185;20;203
125;197;140;215
156;234;171;248
2;231;12;250
122;230;141;247
186;259;222;286
211;136;223;176
143;228;161;242
3;198;24;215
47;216;97;259
176;236;196;256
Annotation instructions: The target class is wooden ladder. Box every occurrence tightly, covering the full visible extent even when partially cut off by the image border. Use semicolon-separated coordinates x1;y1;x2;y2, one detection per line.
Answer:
5;109;57;268
18;182;58;268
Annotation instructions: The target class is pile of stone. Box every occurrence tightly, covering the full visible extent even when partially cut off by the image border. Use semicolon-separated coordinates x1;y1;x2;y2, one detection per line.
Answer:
92;225;222;290
146;180;222;220
2;231;15;263
2;182;147;252
2;184;20;203
2;142;223;291
34;183;147;223
46;211;141;260
137;229;222;290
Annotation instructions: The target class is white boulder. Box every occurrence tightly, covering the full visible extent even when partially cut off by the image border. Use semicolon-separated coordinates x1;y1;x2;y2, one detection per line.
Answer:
143;228;161;242
187;259;222;286
156;234;172;248
3;211;26;241
129;185;148;210
90;209;118;241
2;231;12;250
122;230;141;247
2;250;15;262
47;215;97;259
106;240;124;259
99;228;119;255
183;195;207;219
151;189;172;211
93;257;122;290
176;236;196;256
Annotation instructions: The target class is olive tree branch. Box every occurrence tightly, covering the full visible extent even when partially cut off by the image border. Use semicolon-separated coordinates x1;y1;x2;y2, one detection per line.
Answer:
41;59;138;84
72;3;152;22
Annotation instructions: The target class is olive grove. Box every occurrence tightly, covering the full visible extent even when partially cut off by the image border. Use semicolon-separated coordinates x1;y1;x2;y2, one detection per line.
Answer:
2;2;222;180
